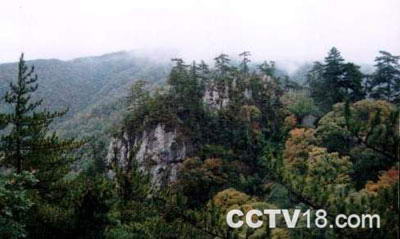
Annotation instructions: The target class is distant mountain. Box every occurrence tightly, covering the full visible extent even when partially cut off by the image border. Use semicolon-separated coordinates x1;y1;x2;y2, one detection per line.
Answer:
0;51;171;139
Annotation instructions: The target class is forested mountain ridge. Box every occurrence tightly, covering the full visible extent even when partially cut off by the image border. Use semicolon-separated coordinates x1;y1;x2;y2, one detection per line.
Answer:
0;48;399;239
0;51;171;138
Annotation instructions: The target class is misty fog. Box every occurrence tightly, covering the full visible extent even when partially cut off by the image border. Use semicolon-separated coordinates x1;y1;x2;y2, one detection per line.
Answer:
1;0;399;71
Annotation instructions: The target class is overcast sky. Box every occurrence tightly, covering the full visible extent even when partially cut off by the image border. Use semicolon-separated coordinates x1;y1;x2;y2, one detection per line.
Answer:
1;0;399;65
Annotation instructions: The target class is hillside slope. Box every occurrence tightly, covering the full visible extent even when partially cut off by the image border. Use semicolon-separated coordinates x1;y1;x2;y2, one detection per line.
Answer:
0;51;171;139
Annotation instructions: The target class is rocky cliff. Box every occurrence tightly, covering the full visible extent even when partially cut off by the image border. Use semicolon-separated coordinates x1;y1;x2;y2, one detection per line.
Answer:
106;73;277;186
106;124;189;187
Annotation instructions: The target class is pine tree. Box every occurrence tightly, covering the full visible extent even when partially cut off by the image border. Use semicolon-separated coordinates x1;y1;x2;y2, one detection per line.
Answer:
239;51;251;74
213;54;234;108
0;53;81;181
214;54;231;74
319;47;345;110
307;47;366;112
0;54;84;238
341;62;365;101
258;60;276;77
368;51;400;104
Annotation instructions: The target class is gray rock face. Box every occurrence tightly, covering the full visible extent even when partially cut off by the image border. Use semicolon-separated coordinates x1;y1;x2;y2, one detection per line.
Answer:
202;75;274;110
106;124;188;187
203;87;229;110
301;114;318;128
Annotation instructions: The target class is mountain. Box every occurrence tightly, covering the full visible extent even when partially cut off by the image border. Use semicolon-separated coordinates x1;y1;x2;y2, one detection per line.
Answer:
0;51;172;139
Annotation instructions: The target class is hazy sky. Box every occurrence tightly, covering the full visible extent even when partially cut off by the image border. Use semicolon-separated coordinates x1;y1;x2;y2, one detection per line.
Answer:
1;0;399;65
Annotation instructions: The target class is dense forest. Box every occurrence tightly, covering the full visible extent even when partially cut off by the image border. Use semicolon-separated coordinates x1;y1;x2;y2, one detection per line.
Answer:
0;48;399;238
